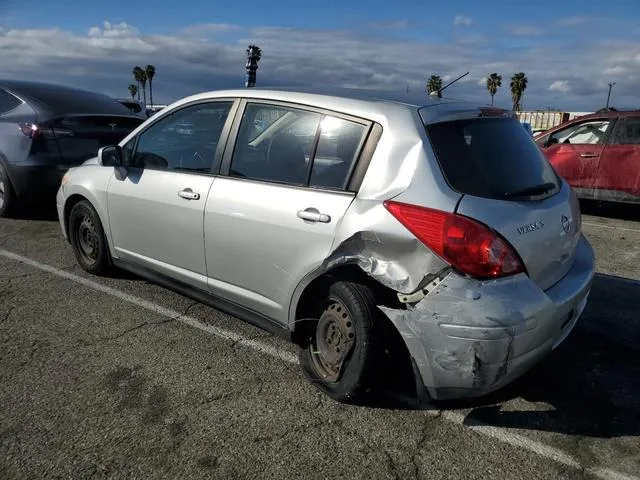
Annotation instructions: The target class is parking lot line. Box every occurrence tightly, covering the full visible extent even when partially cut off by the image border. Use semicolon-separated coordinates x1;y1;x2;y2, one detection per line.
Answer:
1;247;638;480
0;248;296;365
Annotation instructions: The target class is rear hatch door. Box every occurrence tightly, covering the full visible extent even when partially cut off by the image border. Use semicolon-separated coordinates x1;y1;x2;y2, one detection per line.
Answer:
422;110;582;291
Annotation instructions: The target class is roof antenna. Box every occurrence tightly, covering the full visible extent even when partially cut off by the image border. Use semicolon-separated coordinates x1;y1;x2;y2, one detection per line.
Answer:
429;71;470;98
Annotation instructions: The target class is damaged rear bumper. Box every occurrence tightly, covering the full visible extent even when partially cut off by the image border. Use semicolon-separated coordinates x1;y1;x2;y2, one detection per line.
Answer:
380;234;595;401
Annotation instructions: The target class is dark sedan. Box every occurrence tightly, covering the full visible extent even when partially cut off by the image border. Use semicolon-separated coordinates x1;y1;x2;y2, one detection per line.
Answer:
0;80;145;216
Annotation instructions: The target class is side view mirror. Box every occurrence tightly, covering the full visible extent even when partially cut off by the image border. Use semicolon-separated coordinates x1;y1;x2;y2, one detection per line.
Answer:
541;137;559;148
98;145;124;167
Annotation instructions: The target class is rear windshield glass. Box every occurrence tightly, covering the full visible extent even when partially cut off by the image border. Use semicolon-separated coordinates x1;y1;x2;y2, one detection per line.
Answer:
26;87;134;115
425;117;560;199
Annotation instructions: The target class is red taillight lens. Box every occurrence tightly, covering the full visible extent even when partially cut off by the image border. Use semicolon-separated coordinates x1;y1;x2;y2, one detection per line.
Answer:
384;200;525;279
19;123;41;138
18;123;71;139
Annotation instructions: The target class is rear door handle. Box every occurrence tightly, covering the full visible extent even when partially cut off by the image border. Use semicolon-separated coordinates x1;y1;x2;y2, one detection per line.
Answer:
297;208;331;223
178;188;200;200
580;153;599;158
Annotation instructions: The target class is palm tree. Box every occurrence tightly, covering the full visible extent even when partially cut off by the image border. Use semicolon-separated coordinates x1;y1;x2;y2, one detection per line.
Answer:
510;72;528;111
426;75;443;96
132;66;144;101
128;84;138;101
145;65;156;109
139;70;148;107
486;73;502;105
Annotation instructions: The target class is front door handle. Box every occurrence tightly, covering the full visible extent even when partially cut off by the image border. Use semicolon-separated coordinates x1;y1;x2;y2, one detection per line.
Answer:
178;188;200;200
580;152;599;158
297;207;331;223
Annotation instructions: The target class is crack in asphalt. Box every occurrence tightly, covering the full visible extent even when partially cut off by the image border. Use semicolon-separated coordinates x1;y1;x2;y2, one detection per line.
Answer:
71;317;176;350
1;303;17;325
410;416;432;479
231;344;267;397
79;300;203;348
382;449;402;480
0;271;44;281
0;227;29;246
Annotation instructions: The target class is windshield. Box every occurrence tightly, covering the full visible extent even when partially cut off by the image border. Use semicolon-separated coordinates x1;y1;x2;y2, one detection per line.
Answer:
424;117;560;200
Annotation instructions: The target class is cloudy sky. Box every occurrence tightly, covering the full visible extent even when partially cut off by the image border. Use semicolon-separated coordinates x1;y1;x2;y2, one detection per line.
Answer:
1;0;639;111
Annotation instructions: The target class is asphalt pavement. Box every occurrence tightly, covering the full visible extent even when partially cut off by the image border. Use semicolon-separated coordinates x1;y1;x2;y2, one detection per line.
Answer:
0;201;639;480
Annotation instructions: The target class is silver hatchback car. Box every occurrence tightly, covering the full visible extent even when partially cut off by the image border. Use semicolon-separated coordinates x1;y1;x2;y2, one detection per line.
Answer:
56;88;595;403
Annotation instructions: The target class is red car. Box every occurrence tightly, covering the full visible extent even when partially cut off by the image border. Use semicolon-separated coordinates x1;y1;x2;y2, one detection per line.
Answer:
535;110;640;204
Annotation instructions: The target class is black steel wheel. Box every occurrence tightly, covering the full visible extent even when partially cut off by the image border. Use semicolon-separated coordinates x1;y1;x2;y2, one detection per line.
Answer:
68;200;112;275
298;281;379;403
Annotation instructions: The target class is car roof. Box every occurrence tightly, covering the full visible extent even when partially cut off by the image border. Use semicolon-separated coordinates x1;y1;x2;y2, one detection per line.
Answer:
0;79;138;117
0;79;104;97
164;86;505;125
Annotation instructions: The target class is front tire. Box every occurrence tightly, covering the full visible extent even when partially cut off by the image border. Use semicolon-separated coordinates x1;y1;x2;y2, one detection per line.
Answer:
68;200;112;275
298;281;379;403
0;164;16;218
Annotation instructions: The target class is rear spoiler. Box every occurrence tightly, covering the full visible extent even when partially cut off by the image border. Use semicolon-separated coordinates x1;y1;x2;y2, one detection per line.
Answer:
418;106;514;125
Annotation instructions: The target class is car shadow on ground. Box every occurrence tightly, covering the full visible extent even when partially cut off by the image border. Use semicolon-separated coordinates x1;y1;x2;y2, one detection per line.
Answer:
580;199;640;222
370;273;640;439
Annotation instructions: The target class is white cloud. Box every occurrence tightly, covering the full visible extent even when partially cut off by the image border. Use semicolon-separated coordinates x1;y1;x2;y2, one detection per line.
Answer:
453;15;472;27
549;80;571;92
180;23;240;36
603;66;627;75
0;21;639;111
556;16;590;26
88;21;139;38
507;25;544;36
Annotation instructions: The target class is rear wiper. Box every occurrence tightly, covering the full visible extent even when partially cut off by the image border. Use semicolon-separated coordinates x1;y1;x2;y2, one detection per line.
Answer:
504;182;556;198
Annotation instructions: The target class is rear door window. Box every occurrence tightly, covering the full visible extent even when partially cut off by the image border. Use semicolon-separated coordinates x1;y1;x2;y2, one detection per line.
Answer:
425;117;560;200
612;117;640;145
230;103;322;185
0;89;22;115
310;116;367;189
229;102;368;189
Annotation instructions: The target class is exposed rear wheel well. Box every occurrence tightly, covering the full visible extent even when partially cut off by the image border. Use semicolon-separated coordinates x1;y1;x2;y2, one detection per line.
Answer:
293;265;403;343
293;265;418;402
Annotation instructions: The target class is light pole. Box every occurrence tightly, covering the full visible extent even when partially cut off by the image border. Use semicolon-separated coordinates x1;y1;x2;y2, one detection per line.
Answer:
606;82;616;108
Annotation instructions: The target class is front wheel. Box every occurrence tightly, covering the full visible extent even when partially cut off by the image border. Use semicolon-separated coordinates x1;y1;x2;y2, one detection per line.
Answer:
298;281;379;403
68;200;112;275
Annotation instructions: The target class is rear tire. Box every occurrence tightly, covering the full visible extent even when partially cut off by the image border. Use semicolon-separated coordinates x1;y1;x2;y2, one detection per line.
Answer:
0;164;16;218
68;200;112;275
298;281;380;403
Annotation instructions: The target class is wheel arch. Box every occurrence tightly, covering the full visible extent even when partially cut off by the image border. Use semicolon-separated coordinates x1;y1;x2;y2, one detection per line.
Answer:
62;187;115;257
289;263;402;343
292;264;422;404
0;152;16;187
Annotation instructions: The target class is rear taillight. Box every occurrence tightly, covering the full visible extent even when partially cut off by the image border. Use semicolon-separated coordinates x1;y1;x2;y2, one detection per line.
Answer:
384;200;525;280
18;123;74;139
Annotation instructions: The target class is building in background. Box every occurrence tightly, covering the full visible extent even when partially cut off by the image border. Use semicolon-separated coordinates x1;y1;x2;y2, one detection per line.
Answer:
516;110;593;134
